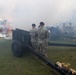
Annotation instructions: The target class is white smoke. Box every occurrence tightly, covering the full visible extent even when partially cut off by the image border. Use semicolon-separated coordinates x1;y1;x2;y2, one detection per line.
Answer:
0;0;76;30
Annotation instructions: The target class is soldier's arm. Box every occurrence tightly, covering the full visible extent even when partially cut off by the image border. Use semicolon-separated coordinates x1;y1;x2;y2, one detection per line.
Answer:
45;30;49;39
35;29;38;37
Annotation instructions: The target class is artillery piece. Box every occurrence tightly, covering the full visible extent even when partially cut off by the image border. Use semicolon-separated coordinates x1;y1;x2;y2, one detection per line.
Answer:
12;28;76;75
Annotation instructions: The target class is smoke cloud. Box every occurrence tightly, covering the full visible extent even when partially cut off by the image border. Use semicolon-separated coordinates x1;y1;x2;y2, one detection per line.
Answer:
0;0;76;30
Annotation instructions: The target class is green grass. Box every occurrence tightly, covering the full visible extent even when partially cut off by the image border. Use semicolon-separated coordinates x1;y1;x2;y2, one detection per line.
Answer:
0;38;76;75
48;46;76;69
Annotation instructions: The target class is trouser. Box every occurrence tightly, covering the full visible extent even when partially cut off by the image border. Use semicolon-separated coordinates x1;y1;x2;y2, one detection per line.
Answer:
31;41;38;51
38;41;48;57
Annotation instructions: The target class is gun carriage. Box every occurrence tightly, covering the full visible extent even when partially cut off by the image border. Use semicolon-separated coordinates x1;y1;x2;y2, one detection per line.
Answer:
12;28;76;75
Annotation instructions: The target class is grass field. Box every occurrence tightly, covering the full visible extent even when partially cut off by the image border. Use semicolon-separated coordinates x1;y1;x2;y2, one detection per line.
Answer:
0;38;76;75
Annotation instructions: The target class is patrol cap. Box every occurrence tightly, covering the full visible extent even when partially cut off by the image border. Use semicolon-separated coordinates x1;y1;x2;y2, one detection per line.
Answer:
32;24;36;27
40;22;45;25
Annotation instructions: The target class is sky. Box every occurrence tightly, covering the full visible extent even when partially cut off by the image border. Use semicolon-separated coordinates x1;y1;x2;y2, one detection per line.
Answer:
0;0;76;30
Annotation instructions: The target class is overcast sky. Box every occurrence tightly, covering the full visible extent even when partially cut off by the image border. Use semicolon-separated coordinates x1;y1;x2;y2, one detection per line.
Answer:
0;0;76;30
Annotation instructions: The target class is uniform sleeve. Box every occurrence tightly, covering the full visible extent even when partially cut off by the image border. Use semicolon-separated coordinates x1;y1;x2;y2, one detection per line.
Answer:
35;30;38;37
45;30;49;39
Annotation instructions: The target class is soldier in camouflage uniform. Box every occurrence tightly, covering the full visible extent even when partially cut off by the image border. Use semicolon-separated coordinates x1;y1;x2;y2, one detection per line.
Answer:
30;24;38;51
37;22;49;57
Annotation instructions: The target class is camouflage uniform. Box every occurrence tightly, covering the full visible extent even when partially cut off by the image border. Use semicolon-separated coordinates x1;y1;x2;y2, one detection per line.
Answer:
30;28;38;51
38;27;49;57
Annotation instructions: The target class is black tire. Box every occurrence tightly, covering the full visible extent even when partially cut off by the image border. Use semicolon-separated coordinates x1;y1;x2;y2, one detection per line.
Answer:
12;40;23;57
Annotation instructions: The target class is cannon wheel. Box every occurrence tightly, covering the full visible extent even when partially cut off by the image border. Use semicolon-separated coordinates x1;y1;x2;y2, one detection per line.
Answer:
12;40;23;57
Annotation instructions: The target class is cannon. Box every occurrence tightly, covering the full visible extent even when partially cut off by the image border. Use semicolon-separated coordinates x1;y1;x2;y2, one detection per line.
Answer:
12;28;76;75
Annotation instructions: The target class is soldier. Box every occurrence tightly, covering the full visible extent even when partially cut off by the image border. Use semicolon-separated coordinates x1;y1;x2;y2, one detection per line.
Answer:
38;22;49;57
30;24;38;51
